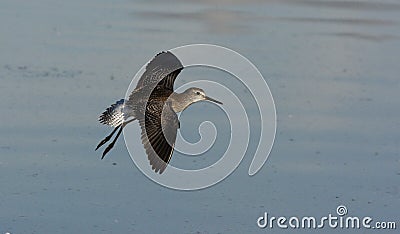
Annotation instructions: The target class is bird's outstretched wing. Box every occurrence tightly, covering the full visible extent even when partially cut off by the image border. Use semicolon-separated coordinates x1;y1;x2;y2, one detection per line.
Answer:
135;51;183;91
139;100;180;174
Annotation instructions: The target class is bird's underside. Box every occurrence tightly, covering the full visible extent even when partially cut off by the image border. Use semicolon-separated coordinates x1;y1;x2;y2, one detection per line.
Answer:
96;51;183;174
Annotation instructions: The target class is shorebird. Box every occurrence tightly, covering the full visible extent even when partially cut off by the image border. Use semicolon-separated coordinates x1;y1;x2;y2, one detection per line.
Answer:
96;51;223;174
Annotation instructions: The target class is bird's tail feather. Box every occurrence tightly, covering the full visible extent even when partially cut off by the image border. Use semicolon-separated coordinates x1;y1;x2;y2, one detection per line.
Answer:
98;99;126;127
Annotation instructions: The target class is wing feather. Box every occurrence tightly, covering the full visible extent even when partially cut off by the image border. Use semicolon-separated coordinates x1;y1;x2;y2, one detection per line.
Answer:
135;51;183;91
139;101;179;174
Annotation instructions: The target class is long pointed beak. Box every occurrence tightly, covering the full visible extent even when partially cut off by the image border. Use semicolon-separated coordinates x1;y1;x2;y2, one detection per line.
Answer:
204;96;223;105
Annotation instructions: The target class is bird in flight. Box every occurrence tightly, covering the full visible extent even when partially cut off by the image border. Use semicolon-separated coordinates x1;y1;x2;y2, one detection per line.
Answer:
96;51;223;174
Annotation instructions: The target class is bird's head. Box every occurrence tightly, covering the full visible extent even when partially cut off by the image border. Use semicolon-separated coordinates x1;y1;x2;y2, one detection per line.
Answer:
184;87;223;105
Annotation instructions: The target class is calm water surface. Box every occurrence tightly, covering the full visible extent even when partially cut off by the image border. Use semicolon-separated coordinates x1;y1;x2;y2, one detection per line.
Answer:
0;0;399;233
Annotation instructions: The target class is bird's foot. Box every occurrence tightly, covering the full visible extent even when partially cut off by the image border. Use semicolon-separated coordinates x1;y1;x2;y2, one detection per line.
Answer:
95;135;111;151
101;142;115;159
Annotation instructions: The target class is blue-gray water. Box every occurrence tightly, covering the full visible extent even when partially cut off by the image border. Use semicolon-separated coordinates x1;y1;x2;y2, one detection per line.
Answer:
0;0;399;233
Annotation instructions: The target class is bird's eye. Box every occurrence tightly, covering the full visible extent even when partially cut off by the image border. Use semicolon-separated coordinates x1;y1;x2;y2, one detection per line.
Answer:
196;92;201;95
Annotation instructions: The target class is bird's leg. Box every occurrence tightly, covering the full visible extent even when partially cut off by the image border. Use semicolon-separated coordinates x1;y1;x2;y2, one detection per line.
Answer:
101;127;123;159
95;126;120;151
101;118;135;159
